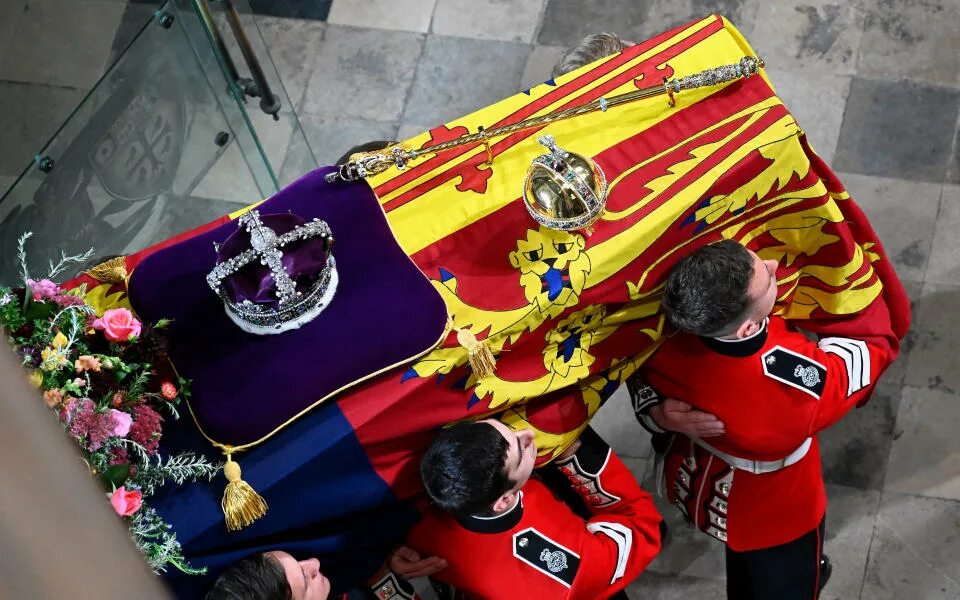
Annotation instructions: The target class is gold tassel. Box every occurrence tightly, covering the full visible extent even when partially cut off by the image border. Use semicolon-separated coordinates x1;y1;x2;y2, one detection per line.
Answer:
84;256;128;284
456;328;497;379
221;454;268;531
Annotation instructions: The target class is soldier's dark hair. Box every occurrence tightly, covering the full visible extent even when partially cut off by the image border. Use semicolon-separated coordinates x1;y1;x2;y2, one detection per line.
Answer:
420;421;516;519
205;552;291;600
552;33;627;78
662;239;755;337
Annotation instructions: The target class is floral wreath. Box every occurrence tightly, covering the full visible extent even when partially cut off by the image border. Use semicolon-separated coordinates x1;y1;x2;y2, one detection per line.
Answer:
0;233;219;575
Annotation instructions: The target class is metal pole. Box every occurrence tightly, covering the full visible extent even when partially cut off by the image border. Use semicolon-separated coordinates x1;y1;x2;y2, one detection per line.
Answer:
220;0;281;120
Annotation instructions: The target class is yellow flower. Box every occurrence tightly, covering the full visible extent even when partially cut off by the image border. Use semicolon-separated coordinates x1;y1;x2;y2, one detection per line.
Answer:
52;332;69;349
27;370;43;388
40;347;69;372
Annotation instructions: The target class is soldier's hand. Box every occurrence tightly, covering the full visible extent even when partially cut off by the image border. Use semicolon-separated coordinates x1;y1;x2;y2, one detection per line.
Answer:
388;545;449;579
650;398;725;437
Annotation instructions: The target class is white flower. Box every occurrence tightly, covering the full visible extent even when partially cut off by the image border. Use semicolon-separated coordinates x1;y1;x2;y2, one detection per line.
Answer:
0;293;11;306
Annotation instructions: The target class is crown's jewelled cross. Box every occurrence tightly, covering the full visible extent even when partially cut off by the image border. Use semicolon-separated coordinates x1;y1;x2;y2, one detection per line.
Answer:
206;211;333;304
240;211;299;305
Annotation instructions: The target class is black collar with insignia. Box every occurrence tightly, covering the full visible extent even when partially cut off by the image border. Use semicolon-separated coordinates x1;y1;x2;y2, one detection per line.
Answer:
700;317;769;357
458;492;524;534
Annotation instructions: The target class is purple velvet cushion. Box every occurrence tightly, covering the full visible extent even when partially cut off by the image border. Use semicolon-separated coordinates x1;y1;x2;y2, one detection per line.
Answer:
128;167;448;446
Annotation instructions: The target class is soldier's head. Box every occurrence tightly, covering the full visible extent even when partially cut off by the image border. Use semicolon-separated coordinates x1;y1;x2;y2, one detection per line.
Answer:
205;551;329;600
421;419;537;518
552;33;633;78
662;239;779;339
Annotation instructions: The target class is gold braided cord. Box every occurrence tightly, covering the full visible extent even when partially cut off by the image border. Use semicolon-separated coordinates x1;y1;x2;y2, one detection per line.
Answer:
329;56;764;182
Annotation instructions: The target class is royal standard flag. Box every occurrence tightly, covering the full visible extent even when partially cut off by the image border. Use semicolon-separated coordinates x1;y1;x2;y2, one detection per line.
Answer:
358;13;908;478
67;15;908;595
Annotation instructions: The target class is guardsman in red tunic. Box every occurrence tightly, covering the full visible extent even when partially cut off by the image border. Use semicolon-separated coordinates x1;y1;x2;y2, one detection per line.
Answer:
406;420;663;599
630;239;908;599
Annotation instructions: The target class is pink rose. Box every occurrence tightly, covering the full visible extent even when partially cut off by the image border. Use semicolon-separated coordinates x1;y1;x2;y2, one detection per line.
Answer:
27;278;59;301
92;308;142;342
109;487;142;517
107;409;133;438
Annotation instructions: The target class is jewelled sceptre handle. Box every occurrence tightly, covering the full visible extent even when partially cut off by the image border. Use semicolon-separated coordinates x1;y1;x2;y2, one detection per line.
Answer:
326;55;764;183
665;56;763;93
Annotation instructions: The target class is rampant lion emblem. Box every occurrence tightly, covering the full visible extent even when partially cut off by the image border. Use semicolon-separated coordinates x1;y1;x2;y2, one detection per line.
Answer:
509;227;591;318
542;304;607;378
539;549;568;573
793;364;821;388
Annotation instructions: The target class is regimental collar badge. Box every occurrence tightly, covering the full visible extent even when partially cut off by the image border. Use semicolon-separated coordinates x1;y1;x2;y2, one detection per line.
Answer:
206;210;338;335
540;549;569;573
794;364;821;388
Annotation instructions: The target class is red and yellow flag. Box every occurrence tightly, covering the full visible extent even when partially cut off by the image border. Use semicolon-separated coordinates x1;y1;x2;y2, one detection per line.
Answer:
359;14;904;473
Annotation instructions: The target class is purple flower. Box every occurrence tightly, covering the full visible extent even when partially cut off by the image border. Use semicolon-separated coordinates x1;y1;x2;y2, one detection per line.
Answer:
130;404;163;454
59;399;133;451
86;413;116;451
21;346;40;367
53;294;85;307
26;278;59;301
108;446;129;466
63;398;95;436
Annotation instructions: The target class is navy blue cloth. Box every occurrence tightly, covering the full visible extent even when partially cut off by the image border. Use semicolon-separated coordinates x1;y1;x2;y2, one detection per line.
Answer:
154;398;418;598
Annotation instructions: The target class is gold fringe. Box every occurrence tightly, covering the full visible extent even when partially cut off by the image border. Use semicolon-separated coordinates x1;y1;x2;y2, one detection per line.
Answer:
221;454;268;531
455;327;496;379
84;256;128;284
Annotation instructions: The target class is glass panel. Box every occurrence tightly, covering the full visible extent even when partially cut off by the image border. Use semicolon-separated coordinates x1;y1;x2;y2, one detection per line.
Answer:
178;0;318;188
0;3;276;285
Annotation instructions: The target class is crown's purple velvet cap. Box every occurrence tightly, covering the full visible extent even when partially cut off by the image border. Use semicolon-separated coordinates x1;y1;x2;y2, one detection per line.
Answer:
218;213;331;307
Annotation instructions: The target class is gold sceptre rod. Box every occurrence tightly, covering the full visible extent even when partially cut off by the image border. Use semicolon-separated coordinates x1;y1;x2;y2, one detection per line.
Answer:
325;56;764;183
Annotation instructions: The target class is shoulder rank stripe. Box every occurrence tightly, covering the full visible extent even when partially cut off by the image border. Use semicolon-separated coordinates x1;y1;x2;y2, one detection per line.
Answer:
513;527;580;588
760;345;827;398
586;521;633;583
819;337;870;396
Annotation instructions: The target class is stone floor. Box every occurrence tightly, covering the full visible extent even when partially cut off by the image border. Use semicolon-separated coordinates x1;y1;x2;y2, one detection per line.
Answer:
1;0;959;597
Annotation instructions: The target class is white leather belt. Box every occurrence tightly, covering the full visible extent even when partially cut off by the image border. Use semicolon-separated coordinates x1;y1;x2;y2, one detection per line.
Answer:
693;437;812;475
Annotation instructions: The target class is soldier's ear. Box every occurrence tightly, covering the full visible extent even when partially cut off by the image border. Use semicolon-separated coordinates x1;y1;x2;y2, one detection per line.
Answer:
508;252;520;269
733;318;759;339
492;490;518;513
